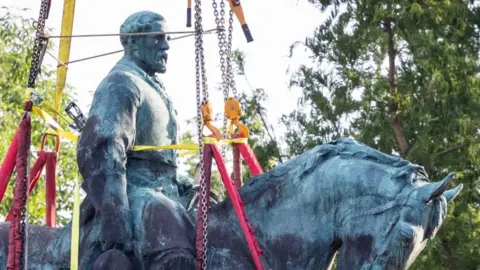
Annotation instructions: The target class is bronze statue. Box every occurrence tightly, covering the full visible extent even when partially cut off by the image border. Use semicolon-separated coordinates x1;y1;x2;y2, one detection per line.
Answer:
51;10;198;269
0;11;464;270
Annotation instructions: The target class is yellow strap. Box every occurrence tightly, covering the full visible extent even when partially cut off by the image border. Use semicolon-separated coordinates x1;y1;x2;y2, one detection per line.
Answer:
70;175;81;270
32;107;61;130
203;137;217;144
203;137;248;145
40;100;74;125
45;128;78;143
55;0;77;118
131;144;199;151
131;138;247;151
32;107;78;143
25;88;33;102
32;108;248;152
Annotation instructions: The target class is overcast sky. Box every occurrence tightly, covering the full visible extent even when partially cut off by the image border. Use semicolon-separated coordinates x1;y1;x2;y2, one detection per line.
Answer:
6;0;323;136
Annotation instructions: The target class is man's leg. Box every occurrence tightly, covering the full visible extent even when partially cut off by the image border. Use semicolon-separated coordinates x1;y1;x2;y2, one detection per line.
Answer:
138;190;197;269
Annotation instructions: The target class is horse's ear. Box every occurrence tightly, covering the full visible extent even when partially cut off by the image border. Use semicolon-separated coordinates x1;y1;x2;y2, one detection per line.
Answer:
443;184;463;202
417;173;455;203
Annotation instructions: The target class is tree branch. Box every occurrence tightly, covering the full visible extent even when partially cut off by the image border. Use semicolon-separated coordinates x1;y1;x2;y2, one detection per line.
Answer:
385;19;409;158
255;106;284;164
435;139;480;157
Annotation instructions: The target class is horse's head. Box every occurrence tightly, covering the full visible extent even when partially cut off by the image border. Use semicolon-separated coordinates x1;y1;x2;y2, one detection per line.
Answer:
356;172;462;270
324;139;463;270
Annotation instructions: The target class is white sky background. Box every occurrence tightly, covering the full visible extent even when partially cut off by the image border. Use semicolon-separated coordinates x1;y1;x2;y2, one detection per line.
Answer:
5;0;323;139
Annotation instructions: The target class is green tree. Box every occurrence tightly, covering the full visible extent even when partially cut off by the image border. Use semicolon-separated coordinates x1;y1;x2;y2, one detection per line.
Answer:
285;0;480;269
232;50;284;178
0;6;80;226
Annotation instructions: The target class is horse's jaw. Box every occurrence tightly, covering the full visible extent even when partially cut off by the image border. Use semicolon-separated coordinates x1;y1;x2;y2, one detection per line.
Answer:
334;232;429;270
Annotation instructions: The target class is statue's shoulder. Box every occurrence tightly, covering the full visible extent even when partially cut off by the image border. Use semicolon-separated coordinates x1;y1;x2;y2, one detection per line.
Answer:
103;67;142;88
95;67;143;102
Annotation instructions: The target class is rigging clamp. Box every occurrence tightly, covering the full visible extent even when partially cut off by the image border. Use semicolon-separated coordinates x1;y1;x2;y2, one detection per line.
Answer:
200;100;221;141
65;102;86;132
224;97;249;138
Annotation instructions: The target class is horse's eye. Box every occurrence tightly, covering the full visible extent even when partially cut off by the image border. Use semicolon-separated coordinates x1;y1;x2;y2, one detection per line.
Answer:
413;174;429;184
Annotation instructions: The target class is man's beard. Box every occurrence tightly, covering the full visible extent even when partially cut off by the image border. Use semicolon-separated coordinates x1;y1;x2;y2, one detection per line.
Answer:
134;50;167;74
156;52;168;73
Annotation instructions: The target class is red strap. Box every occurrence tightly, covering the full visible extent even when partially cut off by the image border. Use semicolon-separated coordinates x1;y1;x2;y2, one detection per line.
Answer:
28;151;47;194
45;151;57;227
7;107;32;270
231;133;263;177
195;145;213;270
0;130;19;203
210;144;264;270
236;142;263;176
5;151;47;222
5;151;58;227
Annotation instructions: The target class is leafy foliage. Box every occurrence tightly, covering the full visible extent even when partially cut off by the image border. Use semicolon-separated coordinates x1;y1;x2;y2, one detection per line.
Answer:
0;7;80;226
285;0;480;268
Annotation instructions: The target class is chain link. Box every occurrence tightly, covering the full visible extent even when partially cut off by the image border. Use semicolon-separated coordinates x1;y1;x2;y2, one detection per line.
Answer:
226;9;238;98
194;0;209;269
28;0;50;88
213;2;240;180
212;0;230;159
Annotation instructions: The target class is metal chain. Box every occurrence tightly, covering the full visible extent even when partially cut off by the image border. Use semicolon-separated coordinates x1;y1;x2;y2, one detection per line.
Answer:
226;9;238;98
20;115;30;270
213;0;230;159
225;10;240;187
28;0;50;88
194;0;209;269
20;1;50;268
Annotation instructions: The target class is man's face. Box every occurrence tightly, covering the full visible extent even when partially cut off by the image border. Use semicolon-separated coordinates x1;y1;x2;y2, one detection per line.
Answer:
134;20;170;74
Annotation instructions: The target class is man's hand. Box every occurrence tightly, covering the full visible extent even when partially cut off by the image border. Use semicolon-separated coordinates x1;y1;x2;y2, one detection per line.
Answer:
99;210;133;253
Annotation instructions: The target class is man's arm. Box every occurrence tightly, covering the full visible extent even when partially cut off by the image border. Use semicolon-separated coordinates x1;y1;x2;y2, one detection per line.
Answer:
77;71;141;227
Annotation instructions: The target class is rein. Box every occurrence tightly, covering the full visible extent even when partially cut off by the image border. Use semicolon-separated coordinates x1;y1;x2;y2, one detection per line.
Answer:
341;189;418;270
342;189;415;225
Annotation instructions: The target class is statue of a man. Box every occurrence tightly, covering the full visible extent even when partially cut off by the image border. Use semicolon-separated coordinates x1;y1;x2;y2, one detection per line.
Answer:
49;11;198;270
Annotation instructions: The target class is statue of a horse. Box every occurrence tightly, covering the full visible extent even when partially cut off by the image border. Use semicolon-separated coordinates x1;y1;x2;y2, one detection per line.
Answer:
0;138;463;269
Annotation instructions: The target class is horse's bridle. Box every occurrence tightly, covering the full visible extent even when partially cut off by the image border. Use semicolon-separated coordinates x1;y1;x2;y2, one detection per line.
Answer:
342;188;414;225
342;188;418;270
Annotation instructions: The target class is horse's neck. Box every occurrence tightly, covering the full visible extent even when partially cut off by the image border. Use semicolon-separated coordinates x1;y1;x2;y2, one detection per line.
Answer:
208;171;339;269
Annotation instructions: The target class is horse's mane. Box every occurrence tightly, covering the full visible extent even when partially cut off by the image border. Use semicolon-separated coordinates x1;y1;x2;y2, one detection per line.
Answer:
242;138;428;193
